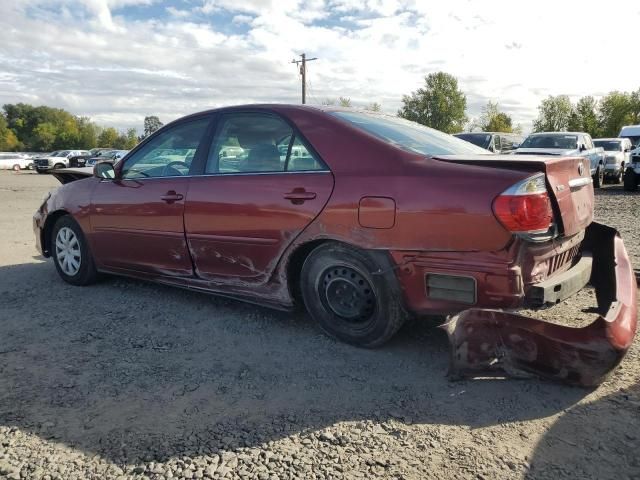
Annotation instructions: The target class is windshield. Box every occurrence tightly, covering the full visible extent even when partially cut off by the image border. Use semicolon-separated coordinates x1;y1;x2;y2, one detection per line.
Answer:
623;136;640;148
520;134;577;149
594;140;622;152
454;133;492;149
331;111;489;156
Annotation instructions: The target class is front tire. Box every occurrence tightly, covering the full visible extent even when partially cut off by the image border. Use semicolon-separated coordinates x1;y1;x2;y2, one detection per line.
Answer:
12;164;20;172
51;216;98;286
300;242;407;348
624;170;638;192
593;166;604;189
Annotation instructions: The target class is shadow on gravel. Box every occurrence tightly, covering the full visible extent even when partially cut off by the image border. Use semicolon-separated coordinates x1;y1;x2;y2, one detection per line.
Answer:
0;261;590;464
595;185;633;197
527;382;640;479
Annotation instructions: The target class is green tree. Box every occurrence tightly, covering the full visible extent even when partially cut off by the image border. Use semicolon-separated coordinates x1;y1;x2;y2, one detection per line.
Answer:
598;91;633;137
398;72;467;133
365;102;381;112
97;127;119;148
143;116;163;138
532;95;573;132
0;115;19;151
77;117;98;149
474;101;514;132
124;128;138;149
567;96;599;137
32;122;57;151
338;97;352;107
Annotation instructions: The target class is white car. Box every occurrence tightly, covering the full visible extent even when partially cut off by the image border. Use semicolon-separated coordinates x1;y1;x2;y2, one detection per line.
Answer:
0;153;33;171
593;138;633;184
33;150;90;173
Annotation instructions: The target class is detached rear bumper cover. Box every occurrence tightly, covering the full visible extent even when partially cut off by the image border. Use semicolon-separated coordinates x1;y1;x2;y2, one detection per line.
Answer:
444;222;637;387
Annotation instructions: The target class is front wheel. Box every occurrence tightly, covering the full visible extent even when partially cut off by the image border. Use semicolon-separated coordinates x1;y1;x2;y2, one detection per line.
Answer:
51;216;98;286
624;170;638;192
300;243;407;348
593;166;604;189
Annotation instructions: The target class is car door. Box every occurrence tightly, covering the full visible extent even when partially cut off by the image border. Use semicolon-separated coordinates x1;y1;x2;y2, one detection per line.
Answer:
90;116;212;276
184;111;334;284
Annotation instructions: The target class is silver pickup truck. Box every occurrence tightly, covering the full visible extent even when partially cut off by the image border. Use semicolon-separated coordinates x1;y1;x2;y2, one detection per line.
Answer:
515;132;606;188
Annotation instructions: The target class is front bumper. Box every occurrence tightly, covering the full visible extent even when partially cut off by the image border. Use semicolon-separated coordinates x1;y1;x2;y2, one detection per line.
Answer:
444;222;637;387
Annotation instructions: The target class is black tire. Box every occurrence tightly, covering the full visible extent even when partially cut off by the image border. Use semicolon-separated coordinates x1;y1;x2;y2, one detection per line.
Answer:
300;242;407;348
624;170;638;192
12;164;20;172
53;163;65;169
593;166;603;189
615;165;624;184
51;215;98;286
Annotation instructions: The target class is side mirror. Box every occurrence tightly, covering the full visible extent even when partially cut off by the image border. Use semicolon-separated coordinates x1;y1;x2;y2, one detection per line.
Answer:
94;162;115;179
579;144;587;152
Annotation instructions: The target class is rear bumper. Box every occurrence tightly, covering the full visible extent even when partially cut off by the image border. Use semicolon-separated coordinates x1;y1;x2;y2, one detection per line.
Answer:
525;252;592;307
444;222;637;387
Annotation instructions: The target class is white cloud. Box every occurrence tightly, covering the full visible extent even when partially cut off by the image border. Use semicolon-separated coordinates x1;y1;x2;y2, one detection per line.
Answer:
0;0;639;132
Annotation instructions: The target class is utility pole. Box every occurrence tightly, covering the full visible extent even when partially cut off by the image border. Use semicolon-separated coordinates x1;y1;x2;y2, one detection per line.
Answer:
291;53;317;104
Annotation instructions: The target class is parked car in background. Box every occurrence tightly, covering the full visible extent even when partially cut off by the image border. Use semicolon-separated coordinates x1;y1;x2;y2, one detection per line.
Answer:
68;148;113;168
623;144;640;191
515;132;606;187
593;138;633;184
0;153;33;171
619;125;640;149
32;105;636;386
85;150;129;167
453;132;523;153
34;150;90;173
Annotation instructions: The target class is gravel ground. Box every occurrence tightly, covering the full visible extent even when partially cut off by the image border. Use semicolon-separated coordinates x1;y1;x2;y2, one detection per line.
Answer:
0;170;638;480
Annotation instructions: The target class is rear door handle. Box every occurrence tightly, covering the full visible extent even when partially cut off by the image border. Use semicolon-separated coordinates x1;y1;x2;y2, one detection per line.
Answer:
160;191;184;203
284;190;317;203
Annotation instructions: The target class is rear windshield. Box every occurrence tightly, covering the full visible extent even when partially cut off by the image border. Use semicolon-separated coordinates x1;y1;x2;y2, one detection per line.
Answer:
622;136;640;148
331;111;488;156
520;135;577;149
594;140;622;151
454;133;492;149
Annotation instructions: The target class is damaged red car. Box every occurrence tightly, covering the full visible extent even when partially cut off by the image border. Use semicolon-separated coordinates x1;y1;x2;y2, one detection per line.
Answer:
33;105;637;386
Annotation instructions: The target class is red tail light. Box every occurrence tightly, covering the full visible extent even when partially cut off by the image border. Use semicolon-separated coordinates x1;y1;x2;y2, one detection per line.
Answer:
493;173;553;233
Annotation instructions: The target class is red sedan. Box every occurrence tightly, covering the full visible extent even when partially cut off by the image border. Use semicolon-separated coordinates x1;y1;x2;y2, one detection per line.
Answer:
34;105;637;386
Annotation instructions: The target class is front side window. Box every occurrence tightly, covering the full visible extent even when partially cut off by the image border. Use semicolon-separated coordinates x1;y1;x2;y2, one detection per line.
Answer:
205;113;326;174
121;118;210;179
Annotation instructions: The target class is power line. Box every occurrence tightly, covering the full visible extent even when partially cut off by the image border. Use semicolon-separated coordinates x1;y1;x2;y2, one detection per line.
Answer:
291;53;317;104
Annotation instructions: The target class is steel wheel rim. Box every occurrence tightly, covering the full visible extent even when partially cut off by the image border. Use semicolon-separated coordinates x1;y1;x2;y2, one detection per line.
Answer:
55;227;82;276
318;266;376;324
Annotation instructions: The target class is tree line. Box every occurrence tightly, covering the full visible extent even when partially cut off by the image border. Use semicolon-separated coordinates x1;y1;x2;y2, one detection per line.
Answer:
2;76;639;151
396;72;640;137
0;103;164;152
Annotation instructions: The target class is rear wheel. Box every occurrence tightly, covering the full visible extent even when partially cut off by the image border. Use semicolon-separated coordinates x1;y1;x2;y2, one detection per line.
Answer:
12;164;20;172
300;242;406;348
51;216;98;286
593;166;604;188
624;169;638;192
53;163;65;170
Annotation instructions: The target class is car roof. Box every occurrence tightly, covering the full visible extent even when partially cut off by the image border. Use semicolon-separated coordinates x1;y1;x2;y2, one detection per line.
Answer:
594;138;624;141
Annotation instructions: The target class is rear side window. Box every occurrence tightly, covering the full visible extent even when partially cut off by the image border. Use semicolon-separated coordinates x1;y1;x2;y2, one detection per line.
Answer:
332;111;488;155
205;113;327;174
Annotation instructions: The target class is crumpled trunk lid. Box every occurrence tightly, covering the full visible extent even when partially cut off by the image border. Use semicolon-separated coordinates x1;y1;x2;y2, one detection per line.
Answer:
434;154;593;237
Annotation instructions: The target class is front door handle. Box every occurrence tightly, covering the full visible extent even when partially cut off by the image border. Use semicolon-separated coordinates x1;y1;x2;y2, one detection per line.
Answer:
284;189;317;203
160;191;184;203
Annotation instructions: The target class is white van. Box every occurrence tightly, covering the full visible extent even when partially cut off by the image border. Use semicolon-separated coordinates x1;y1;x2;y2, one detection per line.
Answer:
619;125;640;148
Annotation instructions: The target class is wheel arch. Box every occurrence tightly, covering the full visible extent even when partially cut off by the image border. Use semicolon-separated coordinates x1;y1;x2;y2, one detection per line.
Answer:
285;238;404;309
42;209;71;257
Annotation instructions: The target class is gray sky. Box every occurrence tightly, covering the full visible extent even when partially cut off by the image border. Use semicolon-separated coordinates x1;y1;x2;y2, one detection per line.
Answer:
1;0;639;132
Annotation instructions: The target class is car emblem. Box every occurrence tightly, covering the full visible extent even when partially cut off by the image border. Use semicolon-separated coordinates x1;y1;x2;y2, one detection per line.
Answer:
578;163;584;176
